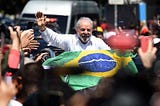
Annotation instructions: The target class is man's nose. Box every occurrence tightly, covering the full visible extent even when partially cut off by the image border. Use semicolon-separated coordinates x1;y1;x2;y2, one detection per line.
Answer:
84;29;89;33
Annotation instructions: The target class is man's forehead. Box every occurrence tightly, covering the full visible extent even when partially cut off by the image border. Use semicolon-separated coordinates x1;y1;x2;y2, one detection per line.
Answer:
79;20;92;27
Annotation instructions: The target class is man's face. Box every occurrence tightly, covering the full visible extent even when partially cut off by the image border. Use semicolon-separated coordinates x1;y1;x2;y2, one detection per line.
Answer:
76;20;92;44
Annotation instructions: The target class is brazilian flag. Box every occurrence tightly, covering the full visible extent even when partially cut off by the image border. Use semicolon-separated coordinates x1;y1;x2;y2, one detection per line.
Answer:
43;50;138;90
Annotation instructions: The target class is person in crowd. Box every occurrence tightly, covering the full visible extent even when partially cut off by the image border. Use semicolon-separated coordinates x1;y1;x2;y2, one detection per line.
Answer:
23;67;87;106
0;26;23;106
35;11;111;51
12;62;45;104
7;26;21;69
150;92;160;106
0;25;45;106
0;25;40;71
92;25;105;41
17;65;89;106
86;68;154;106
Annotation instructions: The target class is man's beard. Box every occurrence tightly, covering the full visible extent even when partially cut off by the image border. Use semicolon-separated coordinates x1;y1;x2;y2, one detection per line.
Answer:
78;34;91;44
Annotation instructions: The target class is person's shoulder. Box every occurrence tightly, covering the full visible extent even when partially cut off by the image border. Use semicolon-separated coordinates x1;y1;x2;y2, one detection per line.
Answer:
91;35;103;41
91;35;98;39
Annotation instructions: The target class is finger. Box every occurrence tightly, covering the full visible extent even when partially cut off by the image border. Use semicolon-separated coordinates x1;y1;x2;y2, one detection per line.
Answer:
29;45;39;49
152;47;157;54
14;26;21;31
30;48;38;50
30;39;39;43
22;30;34;39
14;26;21;36
27;29;34;33
137;48;143;56
29;44;40;47
28;45;39;50
25;29;34;34
147;39;153;51
27;34;34;40
24;51;29;56
29;42;40;45
38;53;48;58
22;47;30;51
8;26;13;34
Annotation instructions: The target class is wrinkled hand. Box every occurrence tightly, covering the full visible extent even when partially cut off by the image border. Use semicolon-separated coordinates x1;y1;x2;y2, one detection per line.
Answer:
21;39;40;56
138;38;157;69
27;39;40;50
35;11;46;31
21;29;34;48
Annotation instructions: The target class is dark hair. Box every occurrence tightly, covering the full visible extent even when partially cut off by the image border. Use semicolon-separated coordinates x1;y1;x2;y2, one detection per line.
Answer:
20;63;45;83
12;62;45;102
103;74;153;106
87;68;154;106
23;68;76;106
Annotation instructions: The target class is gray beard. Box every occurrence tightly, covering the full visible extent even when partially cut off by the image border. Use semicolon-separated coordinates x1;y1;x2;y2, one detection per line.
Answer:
77;34;91;44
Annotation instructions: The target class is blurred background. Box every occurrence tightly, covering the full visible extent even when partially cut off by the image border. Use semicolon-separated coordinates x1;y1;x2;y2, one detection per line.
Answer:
0;0;160;29
0;0;160;28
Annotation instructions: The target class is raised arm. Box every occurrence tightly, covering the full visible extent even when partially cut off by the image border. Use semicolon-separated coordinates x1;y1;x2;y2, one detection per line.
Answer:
35;11;70;51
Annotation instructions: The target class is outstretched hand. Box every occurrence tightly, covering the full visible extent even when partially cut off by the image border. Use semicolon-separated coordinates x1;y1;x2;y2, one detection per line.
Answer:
21;29;34;48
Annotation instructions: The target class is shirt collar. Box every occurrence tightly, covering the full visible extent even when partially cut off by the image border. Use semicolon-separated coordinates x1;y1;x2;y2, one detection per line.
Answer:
75;34;93;45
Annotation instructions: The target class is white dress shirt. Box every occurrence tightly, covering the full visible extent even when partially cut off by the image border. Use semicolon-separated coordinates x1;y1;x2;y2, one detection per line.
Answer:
41;27;111;51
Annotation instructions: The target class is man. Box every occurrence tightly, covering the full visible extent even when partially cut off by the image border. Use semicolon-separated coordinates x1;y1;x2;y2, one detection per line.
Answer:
35;11;111;51
35;12;111;92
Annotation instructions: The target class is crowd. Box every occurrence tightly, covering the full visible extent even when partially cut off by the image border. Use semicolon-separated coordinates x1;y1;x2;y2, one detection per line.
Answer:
0;11;160;106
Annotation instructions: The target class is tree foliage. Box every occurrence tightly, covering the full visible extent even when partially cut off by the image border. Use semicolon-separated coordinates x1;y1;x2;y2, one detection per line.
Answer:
0;0;28;15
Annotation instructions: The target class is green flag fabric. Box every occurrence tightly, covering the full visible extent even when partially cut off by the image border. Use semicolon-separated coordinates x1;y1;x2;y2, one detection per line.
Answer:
43;50;138;90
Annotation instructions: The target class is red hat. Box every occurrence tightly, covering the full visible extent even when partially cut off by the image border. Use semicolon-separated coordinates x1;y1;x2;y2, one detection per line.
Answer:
100;23;107;30
140;26;149;34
